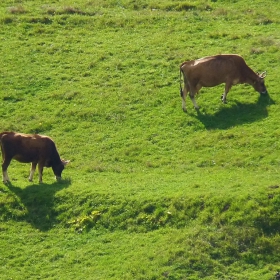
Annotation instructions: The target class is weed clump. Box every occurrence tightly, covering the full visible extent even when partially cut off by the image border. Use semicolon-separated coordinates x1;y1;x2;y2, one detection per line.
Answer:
8;5;26;14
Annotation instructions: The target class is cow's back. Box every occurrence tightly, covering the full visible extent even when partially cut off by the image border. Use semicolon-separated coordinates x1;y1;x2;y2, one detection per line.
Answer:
0;132;24;154
181;54;248;87
0;132;59;164
26;134;61;164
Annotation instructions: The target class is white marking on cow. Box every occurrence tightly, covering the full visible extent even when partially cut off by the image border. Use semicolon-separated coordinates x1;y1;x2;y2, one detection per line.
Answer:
3;170;9;183
29;168;35;182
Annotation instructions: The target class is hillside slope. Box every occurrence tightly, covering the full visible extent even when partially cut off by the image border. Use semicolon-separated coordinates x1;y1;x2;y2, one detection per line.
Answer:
0;0;280;279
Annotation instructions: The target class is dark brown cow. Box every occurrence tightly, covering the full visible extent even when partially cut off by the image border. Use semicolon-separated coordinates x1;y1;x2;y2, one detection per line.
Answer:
180;54;267;111
0;132;69;183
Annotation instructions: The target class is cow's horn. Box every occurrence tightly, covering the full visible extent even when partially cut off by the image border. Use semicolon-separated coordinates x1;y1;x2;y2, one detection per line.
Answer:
62;159;70;165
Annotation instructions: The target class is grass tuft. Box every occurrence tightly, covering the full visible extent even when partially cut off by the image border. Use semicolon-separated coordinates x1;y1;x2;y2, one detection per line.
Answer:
0;0;280;279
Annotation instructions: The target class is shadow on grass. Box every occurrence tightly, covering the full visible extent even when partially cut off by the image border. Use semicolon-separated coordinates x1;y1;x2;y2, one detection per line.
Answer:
191;94;275;130
6;178;71;231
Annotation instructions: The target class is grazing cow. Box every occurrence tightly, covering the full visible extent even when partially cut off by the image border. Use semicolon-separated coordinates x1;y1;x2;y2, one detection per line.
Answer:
0;132;69;183
180;54;267;111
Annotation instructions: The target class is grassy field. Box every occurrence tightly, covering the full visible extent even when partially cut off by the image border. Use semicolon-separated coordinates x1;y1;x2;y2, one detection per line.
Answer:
0;0;280;279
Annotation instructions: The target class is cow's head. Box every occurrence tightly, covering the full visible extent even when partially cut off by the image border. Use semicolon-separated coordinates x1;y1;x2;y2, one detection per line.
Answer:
254;71;267;95
52;159;70;180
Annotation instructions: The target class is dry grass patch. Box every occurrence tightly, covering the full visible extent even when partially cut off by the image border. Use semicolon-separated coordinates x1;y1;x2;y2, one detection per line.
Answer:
8;5;26;14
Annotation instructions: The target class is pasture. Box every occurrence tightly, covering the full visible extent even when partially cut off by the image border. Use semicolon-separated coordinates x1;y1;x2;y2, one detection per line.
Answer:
0;0;280;279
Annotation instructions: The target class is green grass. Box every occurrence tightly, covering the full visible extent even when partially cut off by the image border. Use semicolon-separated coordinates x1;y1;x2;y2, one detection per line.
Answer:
0;0;280;279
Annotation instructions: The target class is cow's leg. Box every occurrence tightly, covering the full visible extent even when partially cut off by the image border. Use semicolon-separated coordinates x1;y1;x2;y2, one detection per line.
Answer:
29;162;37;182
221;83;232;104
189;93;199;110
2;158;11;183
38;162;44;183
189;84;201;110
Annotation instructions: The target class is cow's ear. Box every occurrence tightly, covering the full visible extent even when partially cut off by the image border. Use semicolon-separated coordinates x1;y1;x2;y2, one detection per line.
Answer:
62;159;70;166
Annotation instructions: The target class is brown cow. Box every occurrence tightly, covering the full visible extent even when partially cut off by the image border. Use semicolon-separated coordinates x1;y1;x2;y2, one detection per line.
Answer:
0;132;69;183
180;54;267;111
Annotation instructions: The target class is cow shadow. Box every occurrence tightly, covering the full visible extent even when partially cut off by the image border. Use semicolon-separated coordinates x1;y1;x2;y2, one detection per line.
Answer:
5;179;71;231
192;94;274;130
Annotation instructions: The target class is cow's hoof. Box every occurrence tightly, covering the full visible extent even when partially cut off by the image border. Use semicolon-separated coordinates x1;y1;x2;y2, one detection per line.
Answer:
194;106;200;111
182;107;187;113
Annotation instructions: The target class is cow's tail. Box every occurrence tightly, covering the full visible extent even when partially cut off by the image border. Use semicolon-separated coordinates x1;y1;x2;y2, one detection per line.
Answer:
180;65;183;97
0;132;4;146
0;132;11;143
179;62;186;97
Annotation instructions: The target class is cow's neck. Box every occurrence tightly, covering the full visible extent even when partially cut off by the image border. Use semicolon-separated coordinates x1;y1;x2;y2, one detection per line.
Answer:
242;66;259;85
